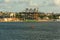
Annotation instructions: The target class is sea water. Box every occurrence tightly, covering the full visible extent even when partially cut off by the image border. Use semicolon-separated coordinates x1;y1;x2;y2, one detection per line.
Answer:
0;22;60;40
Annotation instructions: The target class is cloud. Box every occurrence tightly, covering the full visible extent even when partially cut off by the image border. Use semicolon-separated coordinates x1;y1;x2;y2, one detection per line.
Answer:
29;0;39;7
4;0;10;3
53;0;60;6
29;3;39;7
19;0;28;2
29;0;53;7
4;0;29;4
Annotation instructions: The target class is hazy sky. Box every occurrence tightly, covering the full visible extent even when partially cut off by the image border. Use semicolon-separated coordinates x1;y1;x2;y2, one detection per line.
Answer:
0;0;60;13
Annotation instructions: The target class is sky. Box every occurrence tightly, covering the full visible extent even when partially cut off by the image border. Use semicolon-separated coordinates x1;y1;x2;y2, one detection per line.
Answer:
0;0;60;13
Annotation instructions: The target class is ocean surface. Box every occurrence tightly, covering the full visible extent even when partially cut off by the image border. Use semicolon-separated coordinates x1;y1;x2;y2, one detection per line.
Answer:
0;22;60;40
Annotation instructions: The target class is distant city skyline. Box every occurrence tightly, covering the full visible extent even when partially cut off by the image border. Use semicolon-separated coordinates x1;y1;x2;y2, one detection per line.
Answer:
0;0;60;13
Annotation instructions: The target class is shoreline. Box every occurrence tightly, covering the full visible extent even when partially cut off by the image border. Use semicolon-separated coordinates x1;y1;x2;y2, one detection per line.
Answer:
0;18;59;22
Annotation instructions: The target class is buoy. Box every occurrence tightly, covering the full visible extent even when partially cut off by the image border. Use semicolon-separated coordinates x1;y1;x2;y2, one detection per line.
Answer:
31;25;35;29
